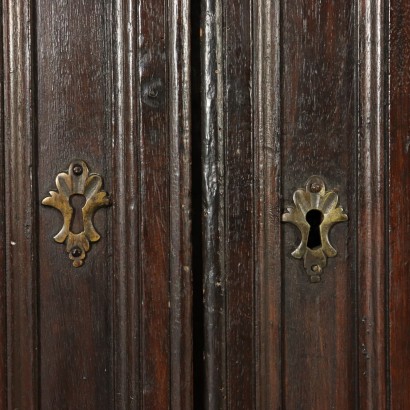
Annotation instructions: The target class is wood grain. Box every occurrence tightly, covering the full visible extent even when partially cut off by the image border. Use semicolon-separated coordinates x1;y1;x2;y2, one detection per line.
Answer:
281;1;356;407
168;0;192;408
0;3;5;406
202;0;390;408
36;1;113;408
0;0;407;407
254;0;282;407
389;0;410;407
223;0;254;408
201;0;227;407
1;0;192;408
3;1;39;408
357;0;388;407
112;0;139;407
137;0;171;406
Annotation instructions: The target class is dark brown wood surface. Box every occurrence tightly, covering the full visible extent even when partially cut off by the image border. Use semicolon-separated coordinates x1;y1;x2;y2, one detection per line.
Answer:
202;0;390;408
0;3;6;407
1;0;191;409
0;0;409;408
389;0;410;407
3;1;39;408
281;1;357;407
357;0;388;407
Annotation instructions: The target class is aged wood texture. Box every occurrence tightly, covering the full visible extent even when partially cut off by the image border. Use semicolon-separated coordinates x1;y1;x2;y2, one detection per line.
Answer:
223;0;254;408
2;0;191;408
202;0;254;407
357;0;388;407
254;0;282;408
3;1;39;408
202;0;389;408
37;1;113;407
281;1;356;407
202;0;227;407
389;0;410;408
114;0;192;407
0;3;5;407
168;0;192;407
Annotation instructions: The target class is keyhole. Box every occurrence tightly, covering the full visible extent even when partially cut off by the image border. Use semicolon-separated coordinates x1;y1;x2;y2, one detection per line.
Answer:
306;209;324;250
69;194;86;234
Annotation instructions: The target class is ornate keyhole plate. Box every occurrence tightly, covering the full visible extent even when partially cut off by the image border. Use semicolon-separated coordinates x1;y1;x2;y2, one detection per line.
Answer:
42;161;110;267
282;176;348;282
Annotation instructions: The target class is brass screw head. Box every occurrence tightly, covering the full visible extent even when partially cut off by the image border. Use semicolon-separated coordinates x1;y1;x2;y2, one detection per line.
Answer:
71;247;82;258
309;182;322;193
73;164;83;176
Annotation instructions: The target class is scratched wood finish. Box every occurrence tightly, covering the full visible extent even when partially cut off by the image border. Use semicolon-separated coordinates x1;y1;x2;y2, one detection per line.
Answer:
201;0;389;408
0;3;5;407
389;0;410;408
3;1;39;408
1;0;409;408
37;2;113;407
357;0;388;407
281;1;357;407
1;0;191;409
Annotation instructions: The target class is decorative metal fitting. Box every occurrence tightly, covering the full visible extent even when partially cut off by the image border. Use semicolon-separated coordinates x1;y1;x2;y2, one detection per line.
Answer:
282;176;348;283
42;161;110;267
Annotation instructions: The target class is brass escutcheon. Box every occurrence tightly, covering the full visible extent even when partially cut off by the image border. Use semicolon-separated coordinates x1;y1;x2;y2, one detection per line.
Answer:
282;176;348;283
42;161;110;267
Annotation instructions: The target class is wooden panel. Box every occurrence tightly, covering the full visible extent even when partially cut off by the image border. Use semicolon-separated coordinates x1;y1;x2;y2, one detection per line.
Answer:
389;0;410;407
112;3;139;407
223;0;254;408
3;1;39;408
2;0;191;408
201;0;227;407
281;1;356;407
168;1;192;407
0;3;6;407
357;0;388;407
113;1;192;407
254;0;282;408
202;0;389;408
36;1;113;407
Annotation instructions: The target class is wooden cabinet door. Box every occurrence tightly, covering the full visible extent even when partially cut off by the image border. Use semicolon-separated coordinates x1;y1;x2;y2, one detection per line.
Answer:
201;0;410;409
1;0;410;409
0;1;191;409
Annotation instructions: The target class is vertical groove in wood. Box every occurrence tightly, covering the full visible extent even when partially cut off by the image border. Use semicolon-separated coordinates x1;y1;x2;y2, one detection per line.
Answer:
113;0;192;408
203;0;255;406
3;0;39;408
0;2;6;406
223;0;254;407
254;0;282;408
357;0;388;407
112;0;140;408
137;0;171;407
389;0;410;407
168;0;192;408
201;0;227;407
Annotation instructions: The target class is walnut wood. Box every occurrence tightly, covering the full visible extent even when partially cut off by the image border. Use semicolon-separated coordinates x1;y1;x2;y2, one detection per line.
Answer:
281;1;356;407
201;0;227;407
202;0;389;408
1;0;192;408
0;0;408;408
254;0;282;408
389;0;410;407
3;1;39;408
0;3;5;406
357;0;388;407
36;1;113;407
